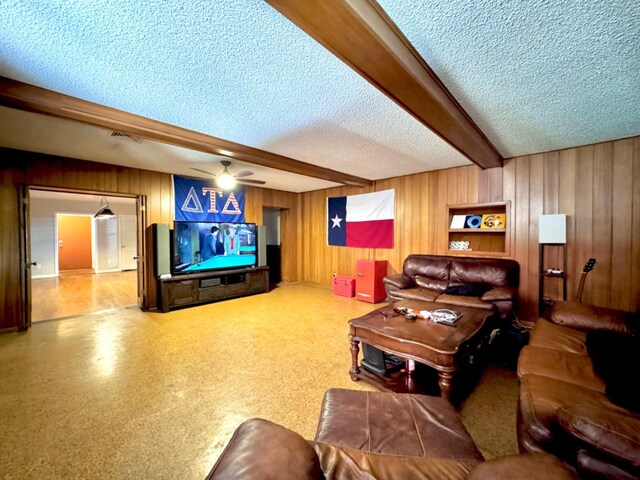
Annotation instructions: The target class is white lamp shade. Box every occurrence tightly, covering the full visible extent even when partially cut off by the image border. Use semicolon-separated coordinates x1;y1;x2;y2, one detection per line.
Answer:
216;173;236;190
539;214;566;243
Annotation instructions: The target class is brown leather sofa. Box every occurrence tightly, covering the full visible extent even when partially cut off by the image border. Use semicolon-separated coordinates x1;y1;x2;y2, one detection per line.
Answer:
383;255;519;318
207;388;577;479
517;301;640;479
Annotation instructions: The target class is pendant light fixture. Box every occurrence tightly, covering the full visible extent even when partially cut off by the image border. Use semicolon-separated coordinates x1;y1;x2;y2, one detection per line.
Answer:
94;196;115;218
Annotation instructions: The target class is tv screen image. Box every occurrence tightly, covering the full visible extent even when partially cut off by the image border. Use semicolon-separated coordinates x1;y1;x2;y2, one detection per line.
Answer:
173;222;257;273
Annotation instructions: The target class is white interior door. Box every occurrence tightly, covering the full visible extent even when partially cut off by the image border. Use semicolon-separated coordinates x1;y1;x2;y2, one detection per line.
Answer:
94;216;120;273
120;215;137;271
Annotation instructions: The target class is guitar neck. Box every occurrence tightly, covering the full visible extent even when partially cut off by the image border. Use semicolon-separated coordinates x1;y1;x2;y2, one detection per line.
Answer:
576;273;587;303
576;258;596;303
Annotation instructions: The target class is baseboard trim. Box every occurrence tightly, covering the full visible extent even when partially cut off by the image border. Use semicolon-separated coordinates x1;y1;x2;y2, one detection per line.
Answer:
0;326;20;334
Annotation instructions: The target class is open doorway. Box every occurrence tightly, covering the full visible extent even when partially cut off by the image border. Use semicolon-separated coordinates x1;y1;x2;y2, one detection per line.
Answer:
262;207;281;286
30;189;139;322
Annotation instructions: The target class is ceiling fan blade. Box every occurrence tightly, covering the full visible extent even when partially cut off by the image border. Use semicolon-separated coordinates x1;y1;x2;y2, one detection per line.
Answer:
233;170;254;178
190;167;217;177
237;178;266;185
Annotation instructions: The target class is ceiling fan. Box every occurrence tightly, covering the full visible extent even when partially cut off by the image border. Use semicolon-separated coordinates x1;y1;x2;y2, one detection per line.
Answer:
191;160;266;189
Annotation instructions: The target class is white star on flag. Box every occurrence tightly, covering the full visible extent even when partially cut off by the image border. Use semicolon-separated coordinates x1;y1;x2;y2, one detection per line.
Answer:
331;214;343;229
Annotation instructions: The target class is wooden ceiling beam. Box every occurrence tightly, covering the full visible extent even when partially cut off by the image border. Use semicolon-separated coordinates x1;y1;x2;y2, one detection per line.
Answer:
0;77;372;187
266;0;503;169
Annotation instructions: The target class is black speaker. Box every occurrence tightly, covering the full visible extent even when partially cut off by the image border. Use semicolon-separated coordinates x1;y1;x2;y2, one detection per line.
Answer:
152;223;170;276
257;225;267;267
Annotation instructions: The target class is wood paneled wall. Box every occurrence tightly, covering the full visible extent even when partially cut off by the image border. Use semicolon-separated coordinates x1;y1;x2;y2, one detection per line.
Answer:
298;136;640;321
0;148;298;330
2;136;638;329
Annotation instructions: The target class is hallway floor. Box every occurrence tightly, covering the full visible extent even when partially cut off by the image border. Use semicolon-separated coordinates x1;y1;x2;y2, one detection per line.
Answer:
31;270;138;322
0;284;518;478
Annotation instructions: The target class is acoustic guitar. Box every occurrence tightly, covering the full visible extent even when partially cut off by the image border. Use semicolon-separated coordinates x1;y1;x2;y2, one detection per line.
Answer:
576;258;596;303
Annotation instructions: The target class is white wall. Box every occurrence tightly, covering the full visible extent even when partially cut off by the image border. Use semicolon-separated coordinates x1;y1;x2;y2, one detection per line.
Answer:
262;208;280;245
30;192;136;277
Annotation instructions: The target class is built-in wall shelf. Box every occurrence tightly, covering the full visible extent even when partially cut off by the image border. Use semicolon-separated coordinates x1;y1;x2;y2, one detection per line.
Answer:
538;243;567;316
448;228;506;233
446;201;510;257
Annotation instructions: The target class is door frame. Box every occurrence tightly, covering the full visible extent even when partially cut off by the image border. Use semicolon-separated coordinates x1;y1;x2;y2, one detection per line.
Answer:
20;186;149;329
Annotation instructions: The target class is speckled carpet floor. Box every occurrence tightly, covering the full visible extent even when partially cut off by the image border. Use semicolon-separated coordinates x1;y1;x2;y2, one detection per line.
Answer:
0;283;518;478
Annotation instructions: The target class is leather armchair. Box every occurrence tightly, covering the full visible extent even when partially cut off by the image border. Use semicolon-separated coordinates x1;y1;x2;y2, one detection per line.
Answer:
208;388;577;479
208;418;578;479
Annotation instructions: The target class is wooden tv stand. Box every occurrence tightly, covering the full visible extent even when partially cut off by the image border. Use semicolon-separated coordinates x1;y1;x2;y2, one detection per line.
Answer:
158;266;269;312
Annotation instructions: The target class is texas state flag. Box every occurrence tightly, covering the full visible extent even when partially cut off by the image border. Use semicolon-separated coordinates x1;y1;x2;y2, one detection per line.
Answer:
327;189;394;248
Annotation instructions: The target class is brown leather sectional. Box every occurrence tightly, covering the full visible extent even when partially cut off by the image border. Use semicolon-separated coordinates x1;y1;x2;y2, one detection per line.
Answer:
383;255;519;319
517;301;640;479
208;388;577;479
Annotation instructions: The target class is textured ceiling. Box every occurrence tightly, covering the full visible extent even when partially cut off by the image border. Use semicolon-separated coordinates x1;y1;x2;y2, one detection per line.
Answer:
1;1;638;192
0;0;471;189
378;0;640;156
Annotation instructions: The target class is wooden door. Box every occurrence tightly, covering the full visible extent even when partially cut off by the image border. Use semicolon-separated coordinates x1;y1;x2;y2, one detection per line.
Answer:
19;185;31;330
57;214;92;271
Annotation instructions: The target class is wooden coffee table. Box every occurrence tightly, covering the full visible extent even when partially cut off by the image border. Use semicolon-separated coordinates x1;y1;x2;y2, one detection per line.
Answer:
349;300;494;401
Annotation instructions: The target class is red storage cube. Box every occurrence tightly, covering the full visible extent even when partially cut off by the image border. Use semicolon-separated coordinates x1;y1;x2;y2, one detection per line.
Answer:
333;275;356;297
355;260;387;303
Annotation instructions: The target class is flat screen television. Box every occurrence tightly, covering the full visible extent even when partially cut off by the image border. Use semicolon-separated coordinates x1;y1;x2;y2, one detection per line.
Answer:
172;221;257;274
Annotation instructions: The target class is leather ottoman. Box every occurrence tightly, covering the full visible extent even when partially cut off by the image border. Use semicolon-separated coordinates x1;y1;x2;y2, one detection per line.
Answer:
315;388;483;460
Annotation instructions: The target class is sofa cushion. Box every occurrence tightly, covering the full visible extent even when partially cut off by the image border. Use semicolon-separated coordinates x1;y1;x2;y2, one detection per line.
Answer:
587;331;640;413
450;258;518;287
415;275;448;292
312;443;477;480
467;453;578;480
576;450;640;480
443;283;492;297
403;256;451;281
435;294;495;311
395;287;440;302
528;318;587;354
517;346;604;392
315;389;483;460
551;302;636;334
518;374;612;447
206;418;322;480
557;405;640;470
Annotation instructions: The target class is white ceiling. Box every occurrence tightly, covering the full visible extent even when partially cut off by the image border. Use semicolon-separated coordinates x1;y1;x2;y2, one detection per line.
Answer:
1;1;638;192
0;107;341;193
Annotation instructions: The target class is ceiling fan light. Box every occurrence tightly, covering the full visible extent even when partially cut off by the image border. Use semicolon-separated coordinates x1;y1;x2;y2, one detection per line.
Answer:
216;172;236;190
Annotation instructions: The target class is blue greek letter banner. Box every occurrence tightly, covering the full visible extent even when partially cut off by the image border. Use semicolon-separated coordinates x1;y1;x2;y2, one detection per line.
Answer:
173;175;245;223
